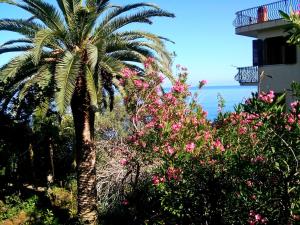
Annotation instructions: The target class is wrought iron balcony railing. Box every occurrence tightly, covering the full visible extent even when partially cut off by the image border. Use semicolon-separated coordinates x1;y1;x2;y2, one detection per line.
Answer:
234;0;300;28
235;66;258;85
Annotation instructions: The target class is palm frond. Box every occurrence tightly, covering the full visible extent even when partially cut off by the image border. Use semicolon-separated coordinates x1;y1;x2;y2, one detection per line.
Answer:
22;0;65;33
32;29;55;65
18;64;52;101
55;51;81;114
104;9;175;33
0;45;33;55
0;53;34;81
99;3;160;28
87;43;98;73
0;19;44;37
1;38;32;47
95;0;110;13
119;30;174;44
86;65;98;109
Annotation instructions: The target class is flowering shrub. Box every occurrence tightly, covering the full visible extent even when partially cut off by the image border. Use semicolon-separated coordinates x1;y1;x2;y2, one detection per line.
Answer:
215;91;300;225
102;61;300;225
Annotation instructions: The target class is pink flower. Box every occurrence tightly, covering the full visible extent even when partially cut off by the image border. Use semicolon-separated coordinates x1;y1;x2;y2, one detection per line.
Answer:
171;123;182;132
171;81;186;93
186;142;195;152
143;82;149;89
152;175;165;185
199;80;207;88
134;79;143;89
258;90;275;103
288;114;295;124
144;57;155;68
291;101;299;109
238;126;247;135
246;180;254;187
166;167;181;180
213;139;225;152
121;199;129;205
251;155;266;164
255;214;262;221
119;158;128;166
167;145;175;155
121;68;136;78
204;131;211;141
152;175;160;185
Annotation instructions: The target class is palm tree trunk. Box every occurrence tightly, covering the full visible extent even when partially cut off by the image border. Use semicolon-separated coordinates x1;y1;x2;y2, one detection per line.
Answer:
71;74;97;225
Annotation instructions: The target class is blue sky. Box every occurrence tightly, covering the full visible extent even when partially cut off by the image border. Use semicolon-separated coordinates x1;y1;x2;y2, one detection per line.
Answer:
0;0;277;86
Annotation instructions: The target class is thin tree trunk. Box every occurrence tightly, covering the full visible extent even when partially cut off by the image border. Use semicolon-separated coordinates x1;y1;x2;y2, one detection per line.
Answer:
71;73;97;225
47;137;55;187
28;143;36;183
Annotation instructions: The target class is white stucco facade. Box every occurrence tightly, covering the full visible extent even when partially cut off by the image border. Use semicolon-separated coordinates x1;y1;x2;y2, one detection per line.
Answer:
236;19;300;105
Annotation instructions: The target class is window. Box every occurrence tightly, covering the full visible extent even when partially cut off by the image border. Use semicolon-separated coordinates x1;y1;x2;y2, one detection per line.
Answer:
253;37;297;66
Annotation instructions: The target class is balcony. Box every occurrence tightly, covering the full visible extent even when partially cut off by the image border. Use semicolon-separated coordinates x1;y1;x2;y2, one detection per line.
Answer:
234;0;299;29
235;66;259;86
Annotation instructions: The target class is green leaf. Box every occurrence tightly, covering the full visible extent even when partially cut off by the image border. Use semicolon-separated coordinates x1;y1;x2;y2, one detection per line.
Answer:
18;64;52;102
32;29;54;65
86;65;98;109
86;43;98;73
55;51;81;114
279;10;290;20
0;53;33;81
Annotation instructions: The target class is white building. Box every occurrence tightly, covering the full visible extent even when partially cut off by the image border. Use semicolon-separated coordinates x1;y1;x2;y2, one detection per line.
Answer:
234;0;300;104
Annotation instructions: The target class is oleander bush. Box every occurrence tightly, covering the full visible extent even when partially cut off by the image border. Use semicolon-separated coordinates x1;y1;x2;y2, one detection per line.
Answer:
101;62;300;225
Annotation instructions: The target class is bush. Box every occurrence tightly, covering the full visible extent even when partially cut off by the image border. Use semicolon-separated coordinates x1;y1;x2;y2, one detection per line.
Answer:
101;62;300;225
0;194;59;225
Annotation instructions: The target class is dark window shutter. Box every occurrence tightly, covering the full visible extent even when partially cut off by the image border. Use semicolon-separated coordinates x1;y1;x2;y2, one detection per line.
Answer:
253;39;264;66
284;44;297;64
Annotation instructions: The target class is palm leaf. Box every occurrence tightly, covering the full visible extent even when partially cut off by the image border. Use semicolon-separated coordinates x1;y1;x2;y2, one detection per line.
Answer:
0;19;44;37
0;53;34;81
87;43;98;73
103;9;175;33
86;65;98;109
32;29;55;65
0;45;33;54
22;0;65;32
55;51;81;114
18;64;52;101
99;3;160;28
1;38;33;47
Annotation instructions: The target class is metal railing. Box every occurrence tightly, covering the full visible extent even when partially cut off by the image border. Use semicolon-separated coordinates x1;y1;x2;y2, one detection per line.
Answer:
235;66;258;85
234;0;300;28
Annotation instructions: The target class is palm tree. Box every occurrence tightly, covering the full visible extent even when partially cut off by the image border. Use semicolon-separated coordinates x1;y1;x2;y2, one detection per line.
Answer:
0;0;174;223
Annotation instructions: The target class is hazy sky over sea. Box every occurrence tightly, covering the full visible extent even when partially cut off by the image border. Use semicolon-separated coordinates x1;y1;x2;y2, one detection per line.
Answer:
0;0;277;86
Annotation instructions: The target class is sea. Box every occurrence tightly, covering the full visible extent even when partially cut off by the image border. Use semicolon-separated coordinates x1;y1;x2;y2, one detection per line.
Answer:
190;85;258;121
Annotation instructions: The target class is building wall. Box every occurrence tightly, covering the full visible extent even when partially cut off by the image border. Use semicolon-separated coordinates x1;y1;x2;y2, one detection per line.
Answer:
256;28;300;105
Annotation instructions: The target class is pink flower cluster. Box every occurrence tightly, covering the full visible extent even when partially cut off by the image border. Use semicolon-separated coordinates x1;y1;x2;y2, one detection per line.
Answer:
152;175;165;185
248;210;268;225
185;142;195;153
119;158;128;166
171;123;182;132
258;91;275;104
212;139;225;152
166;167;181;181
133;79;149;89
251;155;266;164
144;57;155;68
171;81;187;93
121;67;137;79
199;80;207;88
